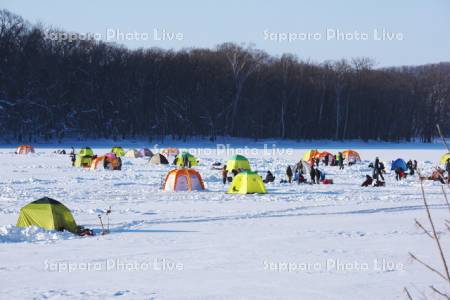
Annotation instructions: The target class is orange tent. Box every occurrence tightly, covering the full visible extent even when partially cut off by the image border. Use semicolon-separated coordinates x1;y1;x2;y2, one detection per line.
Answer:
163;169;205;191
342;150;361;162
303;149;319;162
90;156;106;170
316;151;334;159
16;145;35;154
162;148;180;157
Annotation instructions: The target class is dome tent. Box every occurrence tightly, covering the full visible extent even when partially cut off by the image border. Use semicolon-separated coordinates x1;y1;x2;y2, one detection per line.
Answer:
149;153;169;165
226;155;251;172
342;150;361;163
163;169;205;191
16;145;35;154
125;149;142;158
139;148;153;157
75;147;94;167
16;197;78;233
111;146;125;157
227;171;267;194
174;152;198;167
391;158;408;171
303;149;319;162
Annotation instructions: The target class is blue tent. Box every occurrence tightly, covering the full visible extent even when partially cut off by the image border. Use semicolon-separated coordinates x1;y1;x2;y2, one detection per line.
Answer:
391;158;408;171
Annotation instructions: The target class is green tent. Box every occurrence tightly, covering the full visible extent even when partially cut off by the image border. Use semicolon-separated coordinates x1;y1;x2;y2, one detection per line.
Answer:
16;197;78;233
79;147;94;157
111;146;125;157
74;147;94;167
175;151;198;167
226;155;251;172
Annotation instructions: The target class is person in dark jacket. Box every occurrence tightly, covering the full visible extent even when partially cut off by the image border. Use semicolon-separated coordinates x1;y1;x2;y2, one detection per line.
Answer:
413;160;418;171
70;147;76;166
315;168;321;184
324;155;329;166
373;157;385;181
446;158;450;183
338;152;344;170
263;171;275;183
407;160;414;175
310;165;316;184
286;165;293;183
222;166;228;184
361;175;373;187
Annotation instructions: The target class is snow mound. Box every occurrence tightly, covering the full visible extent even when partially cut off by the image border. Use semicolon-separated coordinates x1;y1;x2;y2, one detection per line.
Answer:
0;225;76;243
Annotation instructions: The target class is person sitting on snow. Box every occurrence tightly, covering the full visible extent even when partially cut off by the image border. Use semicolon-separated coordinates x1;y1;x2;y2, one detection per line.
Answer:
361;175;373;187
263;171;275;183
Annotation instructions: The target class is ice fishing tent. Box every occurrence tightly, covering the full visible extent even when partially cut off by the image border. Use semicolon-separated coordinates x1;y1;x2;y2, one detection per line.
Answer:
139;148;153;157
175;152;198;167
391;158;408;172
391;158;408;171
111;146;125;157
227;171;267;194
342;150;361;162
90;154;121;170
440;153;450;165
74;147;94;167
16;145;35;154
303;149;319;162
162;148;179;157
90;156;106;170
317;151;334;160
16;197;78;233
163;169;205;191
226;155;251;172
125;149;142;158
149;153;169;165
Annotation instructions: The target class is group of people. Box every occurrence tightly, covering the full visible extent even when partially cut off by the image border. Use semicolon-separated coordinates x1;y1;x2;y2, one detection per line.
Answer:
284;160;329;185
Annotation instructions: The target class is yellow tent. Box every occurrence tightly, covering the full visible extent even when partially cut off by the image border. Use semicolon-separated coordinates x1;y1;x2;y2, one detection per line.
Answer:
111;146;125;157
226;155;251;172
342;150;361;162
16;197;78;233
175;152;198;167
303;149;319;162
227;171;267;194
440;153;450;165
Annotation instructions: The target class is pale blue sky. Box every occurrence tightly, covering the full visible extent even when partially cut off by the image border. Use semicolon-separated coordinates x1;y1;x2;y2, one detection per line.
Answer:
2;0;450;66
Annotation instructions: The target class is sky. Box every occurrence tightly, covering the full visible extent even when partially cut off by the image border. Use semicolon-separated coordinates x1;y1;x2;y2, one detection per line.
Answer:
2;0;450;67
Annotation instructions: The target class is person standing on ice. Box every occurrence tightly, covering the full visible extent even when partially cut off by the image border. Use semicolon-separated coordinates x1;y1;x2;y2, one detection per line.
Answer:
337;152;344;170
324;154;329;166
446;158;450;183
373;157;385;181
70;147;76;167
310;165;317;184
222;166;228;184
315;168;321;184
407;159;414;175
286;165;293;183
395;167;405;181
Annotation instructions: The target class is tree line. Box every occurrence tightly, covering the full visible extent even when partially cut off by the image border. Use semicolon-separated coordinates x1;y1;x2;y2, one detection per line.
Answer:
0;10;449;143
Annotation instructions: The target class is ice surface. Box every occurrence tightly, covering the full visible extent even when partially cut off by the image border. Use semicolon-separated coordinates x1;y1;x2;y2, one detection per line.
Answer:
0;140;448;299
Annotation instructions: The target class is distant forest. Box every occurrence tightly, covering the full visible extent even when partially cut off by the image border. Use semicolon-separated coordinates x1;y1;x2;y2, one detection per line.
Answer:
0;10;449;143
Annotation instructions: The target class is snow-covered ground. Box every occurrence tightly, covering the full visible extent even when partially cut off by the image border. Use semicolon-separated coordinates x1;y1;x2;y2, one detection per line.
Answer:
0;140;448;299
